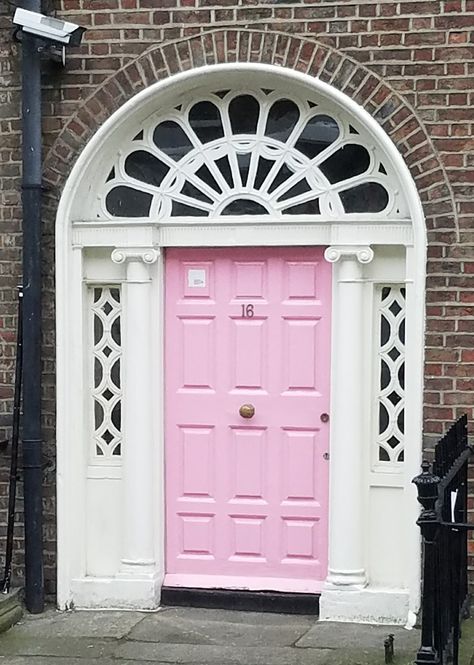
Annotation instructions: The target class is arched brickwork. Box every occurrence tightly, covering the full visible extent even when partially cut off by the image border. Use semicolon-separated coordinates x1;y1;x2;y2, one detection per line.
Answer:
43;28;457;239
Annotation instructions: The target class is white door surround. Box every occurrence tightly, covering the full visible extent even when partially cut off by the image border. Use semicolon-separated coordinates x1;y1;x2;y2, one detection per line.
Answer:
55;64;426;624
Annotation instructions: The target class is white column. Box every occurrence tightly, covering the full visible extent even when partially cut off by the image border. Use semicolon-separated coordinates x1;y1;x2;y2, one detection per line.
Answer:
323;245;374;590
111;247;159;577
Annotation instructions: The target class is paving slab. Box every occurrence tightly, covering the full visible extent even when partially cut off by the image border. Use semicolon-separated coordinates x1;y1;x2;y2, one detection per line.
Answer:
8;607;146;638
116;641;335;664
295;620;421;650
128;606;314;646
0;635;116;659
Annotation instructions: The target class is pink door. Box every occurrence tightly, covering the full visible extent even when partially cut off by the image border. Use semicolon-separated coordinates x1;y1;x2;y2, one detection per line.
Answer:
164;247;331;593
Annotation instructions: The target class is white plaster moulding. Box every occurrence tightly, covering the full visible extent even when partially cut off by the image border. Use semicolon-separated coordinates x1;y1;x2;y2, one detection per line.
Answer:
324;245;374;264
71;221;414;249
111;247;160;265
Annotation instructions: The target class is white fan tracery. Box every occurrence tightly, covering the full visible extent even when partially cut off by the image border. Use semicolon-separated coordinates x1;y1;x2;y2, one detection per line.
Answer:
98;88;407;220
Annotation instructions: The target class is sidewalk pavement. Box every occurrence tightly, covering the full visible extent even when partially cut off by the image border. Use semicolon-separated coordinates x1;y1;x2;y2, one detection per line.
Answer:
0;605;473;665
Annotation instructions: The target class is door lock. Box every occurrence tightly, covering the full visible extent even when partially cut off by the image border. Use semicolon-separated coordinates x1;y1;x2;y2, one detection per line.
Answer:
320;412;330;423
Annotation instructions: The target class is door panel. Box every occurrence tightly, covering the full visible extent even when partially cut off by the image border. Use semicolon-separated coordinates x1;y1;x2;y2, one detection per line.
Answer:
165;247;331;593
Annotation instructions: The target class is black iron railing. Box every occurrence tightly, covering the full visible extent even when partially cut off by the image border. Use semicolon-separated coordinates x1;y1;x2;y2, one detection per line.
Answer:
413;414;473;665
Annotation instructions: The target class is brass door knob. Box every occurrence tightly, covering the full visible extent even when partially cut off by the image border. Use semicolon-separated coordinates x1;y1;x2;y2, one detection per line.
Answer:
239;404;255;419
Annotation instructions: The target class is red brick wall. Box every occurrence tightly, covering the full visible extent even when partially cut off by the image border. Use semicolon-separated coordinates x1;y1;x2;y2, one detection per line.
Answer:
0;0;473;597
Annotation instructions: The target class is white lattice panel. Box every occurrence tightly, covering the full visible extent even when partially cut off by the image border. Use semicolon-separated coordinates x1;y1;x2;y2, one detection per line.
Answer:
376;285;406;465
90;286;122;460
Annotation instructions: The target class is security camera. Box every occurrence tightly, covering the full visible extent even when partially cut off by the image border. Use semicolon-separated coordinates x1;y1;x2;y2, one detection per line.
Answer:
13;8;86;46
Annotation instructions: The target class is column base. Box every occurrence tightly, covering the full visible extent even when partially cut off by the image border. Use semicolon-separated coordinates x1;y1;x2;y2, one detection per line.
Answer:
319;587;410;625
119;559;156;576
70;571;162;610
325;569;367;588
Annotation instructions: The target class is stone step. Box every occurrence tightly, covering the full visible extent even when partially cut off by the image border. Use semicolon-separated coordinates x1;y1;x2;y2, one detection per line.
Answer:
0;587;23;634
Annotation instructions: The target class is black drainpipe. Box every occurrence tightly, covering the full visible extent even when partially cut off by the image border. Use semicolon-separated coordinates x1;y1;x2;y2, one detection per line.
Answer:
20;0;44;614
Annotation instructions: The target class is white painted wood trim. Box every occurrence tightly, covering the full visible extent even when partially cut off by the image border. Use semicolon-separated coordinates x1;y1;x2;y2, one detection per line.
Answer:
71;221;413;250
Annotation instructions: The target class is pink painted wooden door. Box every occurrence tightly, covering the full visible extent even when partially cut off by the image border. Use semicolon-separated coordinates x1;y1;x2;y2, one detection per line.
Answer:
164;247;331;593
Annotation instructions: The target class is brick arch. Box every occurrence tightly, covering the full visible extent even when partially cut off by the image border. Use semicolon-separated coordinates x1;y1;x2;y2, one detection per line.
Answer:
43;27;457;235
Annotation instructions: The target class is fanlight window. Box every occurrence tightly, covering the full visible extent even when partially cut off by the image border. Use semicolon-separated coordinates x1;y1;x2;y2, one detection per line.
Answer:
99;88;407;220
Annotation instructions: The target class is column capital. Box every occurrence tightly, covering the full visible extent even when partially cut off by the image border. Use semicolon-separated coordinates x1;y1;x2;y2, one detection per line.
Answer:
111;247;160;265
324;245;374;265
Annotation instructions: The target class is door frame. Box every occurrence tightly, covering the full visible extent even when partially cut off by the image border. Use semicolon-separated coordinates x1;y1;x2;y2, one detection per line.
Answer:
163;246;332;593
55;64;426;624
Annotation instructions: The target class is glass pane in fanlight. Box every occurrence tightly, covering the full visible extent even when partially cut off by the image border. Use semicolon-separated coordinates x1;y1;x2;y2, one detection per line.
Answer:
221;200;269;215
180;181;214;205
125;151;169;187
153;120;194;161
171;201;209;216
195;164;222;193
340;182;389;213
277;178;311;203
106;186;152;217
295;114;339;160
237;153;251;186
282;199;321;215
229;95;260;134
320;144;370;184
189;101;224;143
265;99;300;143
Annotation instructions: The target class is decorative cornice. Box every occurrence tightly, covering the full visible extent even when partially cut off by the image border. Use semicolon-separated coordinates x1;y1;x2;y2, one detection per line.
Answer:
324;245;374;264
111;248;160;265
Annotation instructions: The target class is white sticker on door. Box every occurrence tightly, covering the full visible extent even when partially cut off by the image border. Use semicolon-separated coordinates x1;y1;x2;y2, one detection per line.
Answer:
187;269;206;288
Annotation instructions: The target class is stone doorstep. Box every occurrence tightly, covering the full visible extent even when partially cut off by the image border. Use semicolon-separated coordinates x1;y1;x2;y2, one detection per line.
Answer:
0;587;23;634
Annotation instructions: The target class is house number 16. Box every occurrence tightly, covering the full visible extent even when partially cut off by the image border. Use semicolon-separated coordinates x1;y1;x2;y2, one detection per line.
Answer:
241;304;254;318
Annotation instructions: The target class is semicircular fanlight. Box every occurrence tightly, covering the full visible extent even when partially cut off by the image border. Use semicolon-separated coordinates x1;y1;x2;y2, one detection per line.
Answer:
101;88;403;219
